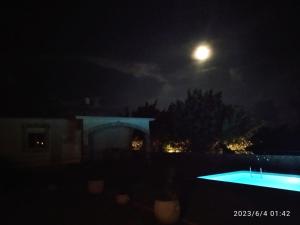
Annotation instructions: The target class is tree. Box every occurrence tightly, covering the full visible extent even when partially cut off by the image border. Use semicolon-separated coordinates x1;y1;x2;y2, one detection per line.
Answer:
222;106;260;137
250;124;300;155
135;89;258;154
131;100;161;118
152;89;230;152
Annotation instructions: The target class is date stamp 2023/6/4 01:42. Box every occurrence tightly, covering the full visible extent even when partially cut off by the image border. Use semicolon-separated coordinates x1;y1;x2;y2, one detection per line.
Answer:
233;210;291;217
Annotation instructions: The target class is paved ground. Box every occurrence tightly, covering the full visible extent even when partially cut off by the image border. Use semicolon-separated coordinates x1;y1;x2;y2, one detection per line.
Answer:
1;186;188;225
2;160;300;225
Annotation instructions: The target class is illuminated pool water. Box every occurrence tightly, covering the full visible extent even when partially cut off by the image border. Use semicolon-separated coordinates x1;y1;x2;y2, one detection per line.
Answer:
197;171;300;192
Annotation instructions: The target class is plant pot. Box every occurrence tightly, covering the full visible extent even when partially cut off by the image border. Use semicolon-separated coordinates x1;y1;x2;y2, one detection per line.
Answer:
88;180;104;194
115;193;130;205
154;199;180;224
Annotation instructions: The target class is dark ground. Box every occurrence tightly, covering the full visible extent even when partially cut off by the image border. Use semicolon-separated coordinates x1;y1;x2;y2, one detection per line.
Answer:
0;160;189;225
1;154;300;225
1;176;190;225
1;189;166;225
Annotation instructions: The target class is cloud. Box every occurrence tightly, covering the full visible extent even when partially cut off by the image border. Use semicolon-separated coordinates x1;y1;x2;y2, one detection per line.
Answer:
88;57;167;83
87;57;176;109
3;57;167;113
86;55;300;120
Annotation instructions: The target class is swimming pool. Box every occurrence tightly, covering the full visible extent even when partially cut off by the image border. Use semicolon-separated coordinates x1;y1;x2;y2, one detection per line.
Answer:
197;171;300;192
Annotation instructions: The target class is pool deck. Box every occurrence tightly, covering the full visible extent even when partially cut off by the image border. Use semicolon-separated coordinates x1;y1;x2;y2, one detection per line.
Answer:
1;188;193;225
2;163;300;225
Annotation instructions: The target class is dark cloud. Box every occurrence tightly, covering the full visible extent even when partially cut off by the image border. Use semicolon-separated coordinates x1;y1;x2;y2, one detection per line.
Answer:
1;1;300;122
1;57;165;113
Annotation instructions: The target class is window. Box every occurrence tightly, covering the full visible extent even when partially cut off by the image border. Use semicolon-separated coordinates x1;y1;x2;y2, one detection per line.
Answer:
22;123;49;152
28;133;47;148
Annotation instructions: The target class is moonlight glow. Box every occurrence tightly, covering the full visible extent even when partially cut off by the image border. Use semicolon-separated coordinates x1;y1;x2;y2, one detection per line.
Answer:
193;45;212;61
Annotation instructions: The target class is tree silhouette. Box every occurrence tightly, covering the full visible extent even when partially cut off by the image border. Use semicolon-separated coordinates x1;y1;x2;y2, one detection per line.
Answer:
131;100;161;118
136;89;257;153
151;89;231;152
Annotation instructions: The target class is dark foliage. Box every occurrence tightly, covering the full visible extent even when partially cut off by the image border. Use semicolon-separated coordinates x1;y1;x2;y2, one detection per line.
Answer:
131;100;160;118
151;89;233;152
251;124;300;154
136;89;261;153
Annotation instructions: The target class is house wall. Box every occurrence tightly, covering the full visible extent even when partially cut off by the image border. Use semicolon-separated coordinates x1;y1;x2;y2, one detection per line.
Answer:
89;126;134;160
77;116;154;160
0;118;82;167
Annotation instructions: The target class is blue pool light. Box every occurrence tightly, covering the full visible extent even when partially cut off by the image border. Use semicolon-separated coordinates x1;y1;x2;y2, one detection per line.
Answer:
197;171;300;192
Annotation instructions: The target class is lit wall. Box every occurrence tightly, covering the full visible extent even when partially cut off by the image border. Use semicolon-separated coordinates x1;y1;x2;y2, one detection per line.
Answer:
0;118;82;167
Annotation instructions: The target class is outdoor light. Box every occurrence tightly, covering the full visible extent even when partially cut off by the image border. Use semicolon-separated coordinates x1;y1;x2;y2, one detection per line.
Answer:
163;140;190;153
131;137;143;151
199;171;300;192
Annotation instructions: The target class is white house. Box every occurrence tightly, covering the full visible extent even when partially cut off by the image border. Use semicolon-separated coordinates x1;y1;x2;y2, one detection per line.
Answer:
0;116;154;167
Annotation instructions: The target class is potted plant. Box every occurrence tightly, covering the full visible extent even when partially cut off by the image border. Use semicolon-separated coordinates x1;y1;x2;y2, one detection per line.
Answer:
115;184;130;205
154;166;181;224
114;159;131;205
86;161;105;194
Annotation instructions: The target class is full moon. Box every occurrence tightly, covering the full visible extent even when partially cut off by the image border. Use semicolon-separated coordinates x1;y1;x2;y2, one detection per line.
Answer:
193;44;212;62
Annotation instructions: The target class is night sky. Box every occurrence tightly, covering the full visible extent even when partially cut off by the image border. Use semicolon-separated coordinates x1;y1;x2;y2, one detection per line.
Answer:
1;1;300;123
